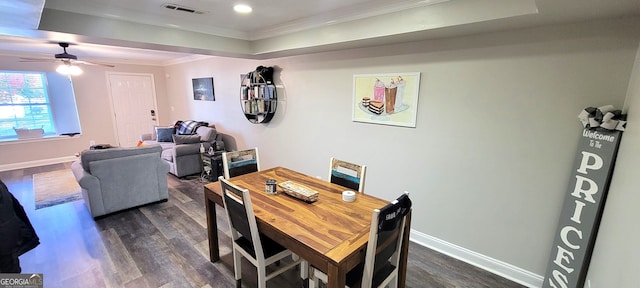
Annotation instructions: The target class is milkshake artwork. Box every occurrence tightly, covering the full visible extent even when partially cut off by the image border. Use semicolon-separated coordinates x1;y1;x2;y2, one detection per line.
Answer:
394;76;405;111
353;72;421;128
385;78;397;114
373;78;385;102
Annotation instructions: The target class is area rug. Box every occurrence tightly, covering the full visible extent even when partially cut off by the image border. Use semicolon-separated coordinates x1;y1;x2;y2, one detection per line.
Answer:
33;169;83;209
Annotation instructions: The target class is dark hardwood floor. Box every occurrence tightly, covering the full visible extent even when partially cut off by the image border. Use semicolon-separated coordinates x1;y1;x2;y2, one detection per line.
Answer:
0;163;527;288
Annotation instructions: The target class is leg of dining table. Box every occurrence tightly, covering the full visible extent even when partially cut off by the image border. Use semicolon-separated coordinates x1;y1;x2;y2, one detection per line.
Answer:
326;264;346;288
205;195;220;262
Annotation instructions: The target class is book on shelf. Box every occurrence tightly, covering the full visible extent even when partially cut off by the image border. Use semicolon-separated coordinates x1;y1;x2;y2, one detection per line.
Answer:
264;85;275;99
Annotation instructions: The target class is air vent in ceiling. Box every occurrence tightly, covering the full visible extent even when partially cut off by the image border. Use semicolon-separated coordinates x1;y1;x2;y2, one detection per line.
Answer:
162;3;205;14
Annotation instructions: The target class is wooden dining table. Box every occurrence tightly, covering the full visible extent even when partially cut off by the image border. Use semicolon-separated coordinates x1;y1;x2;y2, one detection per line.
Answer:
203;166;411;288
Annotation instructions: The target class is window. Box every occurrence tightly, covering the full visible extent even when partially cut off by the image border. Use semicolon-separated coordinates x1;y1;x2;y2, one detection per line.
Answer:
0;71;82;141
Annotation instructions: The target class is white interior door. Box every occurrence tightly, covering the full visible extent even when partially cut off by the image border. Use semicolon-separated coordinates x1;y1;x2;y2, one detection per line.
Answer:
107;73;158;147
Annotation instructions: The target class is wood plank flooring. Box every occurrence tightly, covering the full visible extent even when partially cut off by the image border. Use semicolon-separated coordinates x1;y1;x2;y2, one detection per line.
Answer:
0;163;527;288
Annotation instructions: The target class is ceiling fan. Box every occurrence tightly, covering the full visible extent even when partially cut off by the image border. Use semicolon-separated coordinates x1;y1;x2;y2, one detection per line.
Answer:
19;42;115;73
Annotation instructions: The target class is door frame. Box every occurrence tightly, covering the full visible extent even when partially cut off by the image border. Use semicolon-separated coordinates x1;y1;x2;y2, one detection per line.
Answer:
105;72;160;146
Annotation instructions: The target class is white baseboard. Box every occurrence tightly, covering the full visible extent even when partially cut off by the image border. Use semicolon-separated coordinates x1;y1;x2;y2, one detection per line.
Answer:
409;230;544;288
0;156;78;172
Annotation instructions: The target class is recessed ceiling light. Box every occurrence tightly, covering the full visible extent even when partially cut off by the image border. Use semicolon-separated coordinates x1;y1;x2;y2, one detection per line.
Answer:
234;4;252;14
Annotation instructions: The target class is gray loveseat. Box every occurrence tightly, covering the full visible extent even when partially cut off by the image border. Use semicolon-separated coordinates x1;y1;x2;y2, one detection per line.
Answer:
140;122;225;178
71;145;170;218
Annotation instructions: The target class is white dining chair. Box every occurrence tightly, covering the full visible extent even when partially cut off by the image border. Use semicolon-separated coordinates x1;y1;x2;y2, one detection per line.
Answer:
222;148;260;178
220;176;305;288
328;157;367;193
309;191;412;288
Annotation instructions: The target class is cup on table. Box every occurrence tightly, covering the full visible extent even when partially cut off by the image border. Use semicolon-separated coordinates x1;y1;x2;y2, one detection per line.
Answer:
265;179;277;195
342;190;356;202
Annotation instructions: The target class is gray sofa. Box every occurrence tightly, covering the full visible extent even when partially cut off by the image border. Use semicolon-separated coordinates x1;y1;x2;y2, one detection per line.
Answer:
71;145;170;218
141;123;225;178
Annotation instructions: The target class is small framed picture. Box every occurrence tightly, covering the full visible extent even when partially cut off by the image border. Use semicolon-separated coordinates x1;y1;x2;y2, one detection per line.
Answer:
193;77;215;101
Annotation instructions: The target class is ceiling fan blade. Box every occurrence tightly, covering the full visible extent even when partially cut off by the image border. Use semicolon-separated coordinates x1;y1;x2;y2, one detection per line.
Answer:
19;57;56;62
19;43;116;68
74;60;115;68
19;58;114;68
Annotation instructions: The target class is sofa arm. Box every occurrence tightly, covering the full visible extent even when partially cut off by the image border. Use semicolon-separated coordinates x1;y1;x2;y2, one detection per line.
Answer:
213;139;225;152
71;160;105;216
71;160;84;180
71;161;99;191
173;143;210;157
140;133;153;141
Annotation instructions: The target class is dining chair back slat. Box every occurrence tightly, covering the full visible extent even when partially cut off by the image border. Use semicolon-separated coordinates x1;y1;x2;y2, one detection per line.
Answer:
328;157;366;193
330;170;361;191
222;148;260;179
222;185;255;248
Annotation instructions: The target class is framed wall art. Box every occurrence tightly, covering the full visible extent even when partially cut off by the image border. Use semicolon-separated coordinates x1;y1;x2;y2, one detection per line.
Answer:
192;77;215;101
352;72;421;127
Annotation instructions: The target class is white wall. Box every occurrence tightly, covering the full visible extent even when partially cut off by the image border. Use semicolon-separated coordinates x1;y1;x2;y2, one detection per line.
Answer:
584;43;640;287
162;18;639;286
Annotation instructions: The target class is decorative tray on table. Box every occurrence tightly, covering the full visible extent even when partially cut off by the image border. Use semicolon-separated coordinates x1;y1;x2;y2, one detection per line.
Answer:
278;181;319;203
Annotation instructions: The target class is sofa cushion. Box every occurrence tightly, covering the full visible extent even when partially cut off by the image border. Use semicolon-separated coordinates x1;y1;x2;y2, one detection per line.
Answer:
196;126;217;143
157;127;174;142
173;134;201;144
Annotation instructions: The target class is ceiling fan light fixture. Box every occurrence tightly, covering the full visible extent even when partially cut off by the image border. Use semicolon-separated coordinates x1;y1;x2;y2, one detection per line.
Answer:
233;4;252;14
69;65;83;75
56;63;83;76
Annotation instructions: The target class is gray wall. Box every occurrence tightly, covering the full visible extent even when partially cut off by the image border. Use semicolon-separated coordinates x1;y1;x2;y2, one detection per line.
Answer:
163;18;639;286
1;17;638;287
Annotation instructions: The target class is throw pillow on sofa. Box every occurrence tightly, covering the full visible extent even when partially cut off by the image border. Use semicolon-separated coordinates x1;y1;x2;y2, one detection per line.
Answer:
156;127;175;142
153;125;175;140
173;134;201;144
